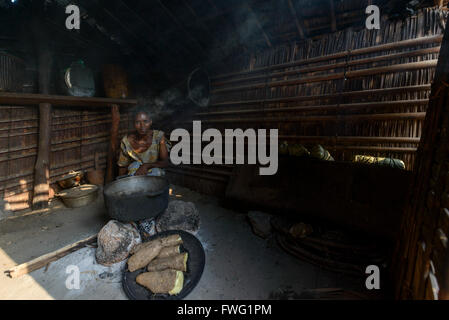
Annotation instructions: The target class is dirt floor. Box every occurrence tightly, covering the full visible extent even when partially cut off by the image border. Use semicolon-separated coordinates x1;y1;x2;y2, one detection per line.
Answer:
0;184;363;300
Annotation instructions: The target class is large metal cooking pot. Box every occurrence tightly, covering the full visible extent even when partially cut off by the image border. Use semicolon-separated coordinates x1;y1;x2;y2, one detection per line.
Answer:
103;176;169;222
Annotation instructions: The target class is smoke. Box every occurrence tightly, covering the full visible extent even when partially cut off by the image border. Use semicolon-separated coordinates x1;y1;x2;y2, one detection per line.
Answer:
133;68;210;124
200;2;276;74
189;84;209;107
134;87;184;123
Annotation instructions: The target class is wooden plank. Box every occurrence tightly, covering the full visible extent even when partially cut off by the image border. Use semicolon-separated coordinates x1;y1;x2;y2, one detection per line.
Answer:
4;235;97;278
210;84;431;107
192;112;426;124
0;92;137;107
198;99;429;117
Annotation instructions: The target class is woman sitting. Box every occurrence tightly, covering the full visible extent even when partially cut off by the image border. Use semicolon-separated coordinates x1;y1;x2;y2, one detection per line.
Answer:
117;110;171;238
117;110;171;177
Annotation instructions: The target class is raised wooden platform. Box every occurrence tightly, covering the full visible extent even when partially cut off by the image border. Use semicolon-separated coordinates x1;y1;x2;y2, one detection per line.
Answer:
0;92;137;107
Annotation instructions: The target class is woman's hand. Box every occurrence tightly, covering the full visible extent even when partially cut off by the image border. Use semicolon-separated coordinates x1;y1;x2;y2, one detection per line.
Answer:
135;163;153;176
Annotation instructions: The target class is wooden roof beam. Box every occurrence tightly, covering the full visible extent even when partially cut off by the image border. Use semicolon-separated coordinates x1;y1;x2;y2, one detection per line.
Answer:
101;7;158;57
182;0;244;63
156;0;208;59
69;0;155;72
116;0;196;59
245;3;272;48
329;0;337;32
205;0;249;53
286;0;306;40
0;92;137;107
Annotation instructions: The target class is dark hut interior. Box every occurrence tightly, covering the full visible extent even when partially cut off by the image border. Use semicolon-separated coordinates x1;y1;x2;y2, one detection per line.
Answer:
0;0;449;301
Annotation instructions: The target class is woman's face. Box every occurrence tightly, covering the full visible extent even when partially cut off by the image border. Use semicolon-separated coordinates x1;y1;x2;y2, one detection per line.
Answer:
134;112;152;135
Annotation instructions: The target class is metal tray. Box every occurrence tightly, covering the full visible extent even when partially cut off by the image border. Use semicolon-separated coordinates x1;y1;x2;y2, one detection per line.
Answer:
122;230;205;300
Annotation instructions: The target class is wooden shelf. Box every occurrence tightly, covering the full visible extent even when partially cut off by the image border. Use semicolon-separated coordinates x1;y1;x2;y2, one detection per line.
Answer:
0;92;137;107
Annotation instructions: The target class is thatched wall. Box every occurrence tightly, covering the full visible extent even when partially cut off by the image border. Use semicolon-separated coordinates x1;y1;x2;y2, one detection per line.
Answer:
167;8;447;193
203;7;447;171
0;106;134;211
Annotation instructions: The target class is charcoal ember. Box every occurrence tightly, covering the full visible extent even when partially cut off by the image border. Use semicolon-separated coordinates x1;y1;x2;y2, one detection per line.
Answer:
289;223;313;239
248;211;272;239
96;220;141;266
156;200;200;233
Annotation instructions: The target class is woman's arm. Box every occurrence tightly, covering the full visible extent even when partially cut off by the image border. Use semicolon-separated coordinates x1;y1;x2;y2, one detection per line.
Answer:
117;137;132;176
135;135;170;175
155;134;169;167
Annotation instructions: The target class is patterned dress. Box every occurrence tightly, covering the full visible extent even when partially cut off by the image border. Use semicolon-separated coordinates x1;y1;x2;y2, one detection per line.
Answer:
117;130;171;176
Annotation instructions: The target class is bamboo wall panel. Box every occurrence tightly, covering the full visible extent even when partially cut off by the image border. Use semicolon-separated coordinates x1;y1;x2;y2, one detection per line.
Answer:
196;8;448;172
0;105;134;211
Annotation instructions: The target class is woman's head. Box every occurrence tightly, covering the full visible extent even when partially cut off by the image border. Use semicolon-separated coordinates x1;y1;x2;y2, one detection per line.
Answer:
134;110;152;136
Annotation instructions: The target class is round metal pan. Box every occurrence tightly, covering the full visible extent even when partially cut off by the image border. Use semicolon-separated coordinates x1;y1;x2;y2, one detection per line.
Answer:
122;230;205;300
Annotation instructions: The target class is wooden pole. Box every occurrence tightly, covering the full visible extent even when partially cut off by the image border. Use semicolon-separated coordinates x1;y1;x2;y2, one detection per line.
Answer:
210;84;431;107
213;46;440;87
106;104;120;183
32;102;52;210
32;22;53;210
4;234;97;278
439;242;449;299
0;92;137;107
188;112;426;124
212;60;438;94
211;34;443;81
198;99;429;117
393;10;449;299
